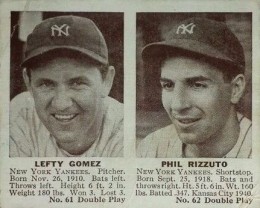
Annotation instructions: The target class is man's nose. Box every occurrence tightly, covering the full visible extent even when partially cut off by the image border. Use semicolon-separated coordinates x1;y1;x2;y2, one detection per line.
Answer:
170;86;191;112
51;87;73;110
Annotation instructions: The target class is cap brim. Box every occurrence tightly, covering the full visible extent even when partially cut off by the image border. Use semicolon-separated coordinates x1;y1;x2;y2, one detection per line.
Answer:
142;39;235;66
21;45;108;67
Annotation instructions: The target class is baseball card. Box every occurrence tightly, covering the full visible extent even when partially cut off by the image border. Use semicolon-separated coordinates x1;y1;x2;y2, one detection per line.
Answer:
0;0;259;208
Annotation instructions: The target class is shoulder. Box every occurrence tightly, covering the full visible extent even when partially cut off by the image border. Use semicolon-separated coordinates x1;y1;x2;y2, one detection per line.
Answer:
103;97;123;129
137;125;181;158
238;113;251;127
238;113;252;140
10;91;42;129
96;97;123;157
226;113;252;158
105;97;123;118
10;92;48;157
11;91;34;107
10;91;35;119
237;113;252;158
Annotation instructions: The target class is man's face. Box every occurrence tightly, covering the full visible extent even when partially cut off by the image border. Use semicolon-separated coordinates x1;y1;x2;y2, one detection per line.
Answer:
160;56;233;145
25;56;112;155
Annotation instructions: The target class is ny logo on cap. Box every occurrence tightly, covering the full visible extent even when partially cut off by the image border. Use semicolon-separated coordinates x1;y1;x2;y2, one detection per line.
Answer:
176;23;196;34
51;24;70;37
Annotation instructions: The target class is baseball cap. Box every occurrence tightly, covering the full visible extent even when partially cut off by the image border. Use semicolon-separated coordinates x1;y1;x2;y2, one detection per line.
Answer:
21;15;108;67
142;17;245;73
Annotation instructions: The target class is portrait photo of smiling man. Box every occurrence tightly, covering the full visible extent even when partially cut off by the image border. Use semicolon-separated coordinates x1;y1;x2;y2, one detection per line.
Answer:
10;12;123;157
136;13;252;158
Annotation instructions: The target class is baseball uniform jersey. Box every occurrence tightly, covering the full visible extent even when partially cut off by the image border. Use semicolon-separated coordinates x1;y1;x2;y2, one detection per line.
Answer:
10;92;123;157
137;113;251;158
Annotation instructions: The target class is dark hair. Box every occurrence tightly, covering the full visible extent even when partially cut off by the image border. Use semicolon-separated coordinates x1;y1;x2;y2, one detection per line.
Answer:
25;49;109;81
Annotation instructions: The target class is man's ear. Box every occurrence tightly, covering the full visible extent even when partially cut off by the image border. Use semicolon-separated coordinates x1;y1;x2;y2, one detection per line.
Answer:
101;66;115;98
230;74;246;104
23;68;32;93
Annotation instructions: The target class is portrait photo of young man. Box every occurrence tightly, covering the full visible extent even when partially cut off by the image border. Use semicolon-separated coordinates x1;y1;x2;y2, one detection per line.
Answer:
136;13;252;158
10;12;124;157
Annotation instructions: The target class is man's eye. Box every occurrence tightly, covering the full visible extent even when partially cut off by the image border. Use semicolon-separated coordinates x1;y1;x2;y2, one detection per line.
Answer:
191;82;207;89
72;81;83;86
161;82;174;90
39;81;54;88
71;80;87;88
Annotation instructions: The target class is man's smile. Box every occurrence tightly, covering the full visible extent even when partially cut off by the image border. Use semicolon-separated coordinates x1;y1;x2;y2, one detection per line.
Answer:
52;113;78;122
174;116;201;128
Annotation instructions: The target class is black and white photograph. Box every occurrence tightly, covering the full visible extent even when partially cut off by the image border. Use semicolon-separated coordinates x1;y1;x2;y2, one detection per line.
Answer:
10;12;124;157
136;13;252;158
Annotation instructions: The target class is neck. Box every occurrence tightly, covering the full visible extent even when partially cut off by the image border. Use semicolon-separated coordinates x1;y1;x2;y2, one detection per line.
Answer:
184;109;240;158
